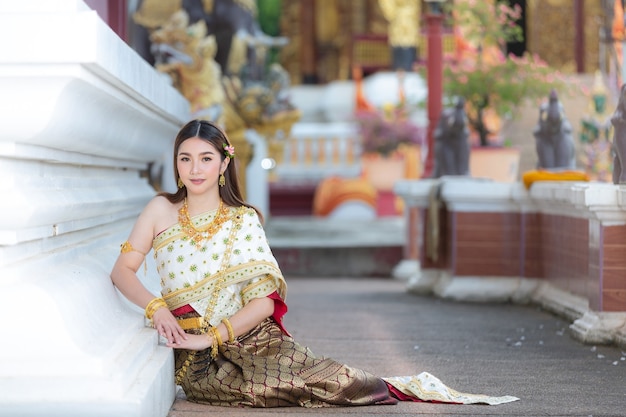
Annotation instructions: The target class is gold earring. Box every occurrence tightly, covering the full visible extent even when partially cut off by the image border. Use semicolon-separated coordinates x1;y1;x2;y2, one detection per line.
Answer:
219;174;225;187
177;178;184;188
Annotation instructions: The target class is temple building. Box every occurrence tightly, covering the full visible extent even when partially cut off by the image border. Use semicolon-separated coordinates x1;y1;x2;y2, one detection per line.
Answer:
92;0;604;83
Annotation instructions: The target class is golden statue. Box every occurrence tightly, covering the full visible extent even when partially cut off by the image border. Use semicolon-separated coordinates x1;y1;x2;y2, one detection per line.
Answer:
378;0;421;70
134;2;300;194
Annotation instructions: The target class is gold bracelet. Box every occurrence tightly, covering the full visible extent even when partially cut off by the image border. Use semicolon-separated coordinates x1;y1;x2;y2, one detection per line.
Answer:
145;297;167;320
145;297;167;319
212;326;223;347
222;318;235;342
208;327;221;359
145;298;158;319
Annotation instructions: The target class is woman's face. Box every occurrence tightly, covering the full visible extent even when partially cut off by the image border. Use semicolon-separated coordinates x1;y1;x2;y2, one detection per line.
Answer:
177;137;229;196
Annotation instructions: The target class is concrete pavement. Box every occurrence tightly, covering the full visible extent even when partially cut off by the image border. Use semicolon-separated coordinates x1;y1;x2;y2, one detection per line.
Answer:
168;277;626;417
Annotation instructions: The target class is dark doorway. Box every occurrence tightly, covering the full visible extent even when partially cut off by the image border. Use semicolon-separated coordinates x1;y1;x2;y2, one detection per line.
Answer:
506;0;526;57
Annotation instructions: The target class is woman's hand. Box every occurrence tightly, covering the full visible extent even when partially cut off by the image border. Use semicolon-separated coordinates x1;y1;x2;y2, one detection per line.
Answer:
152;307;188;345
166;333;212;351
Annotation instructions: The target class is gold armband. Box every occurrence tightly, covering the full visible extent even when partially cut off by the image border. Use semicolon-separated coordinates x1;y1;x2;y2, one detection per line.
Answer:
120;240;148;275
120;241;135;253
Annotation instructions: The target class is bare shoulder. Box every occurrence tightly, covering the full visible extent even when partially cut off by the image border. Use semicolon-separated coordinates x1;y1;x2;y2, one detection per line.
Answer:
143;195;175;215
141;195;180;232
148;195;176;209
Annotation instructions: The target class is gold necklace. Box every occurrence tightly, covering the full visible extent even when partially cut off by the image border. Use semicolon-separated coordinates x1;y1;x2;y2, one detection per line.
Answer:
178;199;229;248
174;209;244;385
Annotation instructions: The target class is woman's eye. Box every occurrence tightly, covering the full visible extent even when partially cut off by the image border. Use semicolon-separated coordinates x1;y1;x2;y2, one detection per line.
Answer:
203;157;212;162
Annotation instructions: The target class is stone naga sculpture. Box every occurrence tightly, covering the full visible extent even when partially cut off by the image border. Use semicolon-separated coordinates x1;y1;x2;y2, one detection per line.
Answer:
131;0;287;80
533;89;576;170
149;10;298;130
150;10;226;123
611;83;626;184
433;97;470;177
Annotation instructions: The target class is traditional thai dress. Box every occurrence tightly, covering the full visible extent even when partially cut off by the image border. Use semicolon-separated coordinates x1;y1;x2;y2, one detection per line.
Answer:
152;204;518;407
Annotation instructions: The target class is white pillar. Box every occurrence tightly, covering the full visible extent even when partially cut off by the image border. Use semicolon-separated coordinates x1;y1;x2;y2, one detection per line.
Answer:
0;1;189;416
245;129;270;218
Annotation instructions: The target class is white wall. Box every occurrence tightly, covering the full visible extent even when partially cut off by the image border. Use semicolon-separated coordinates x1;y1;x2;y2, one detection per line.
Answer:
0;1;189;416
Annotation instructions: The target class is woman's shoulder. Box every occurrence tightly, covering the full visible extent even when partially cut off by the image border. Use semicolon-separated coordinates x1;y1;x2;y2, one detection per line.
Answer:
145;195;178;213
141;195;179;227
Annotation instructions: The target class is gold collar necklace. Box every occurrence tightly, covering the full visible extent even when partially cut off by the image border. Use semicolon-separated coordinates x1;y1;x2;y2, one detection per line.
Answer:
178;198;229;248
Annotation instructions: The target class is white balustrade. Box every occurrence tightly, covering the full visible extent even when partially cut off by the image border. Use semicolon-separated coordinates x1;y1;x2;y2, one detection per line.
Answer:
273;122;363;183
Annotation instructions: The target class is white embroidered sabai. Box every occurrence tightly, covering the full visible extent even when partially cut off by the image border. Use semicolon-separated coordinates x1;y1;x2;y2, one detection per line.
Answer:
153;206;286;326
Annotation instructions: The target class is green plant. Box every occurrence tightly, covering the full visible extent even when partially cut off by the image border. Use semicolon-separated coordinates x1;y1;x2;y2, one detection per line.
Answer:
443;0;569;146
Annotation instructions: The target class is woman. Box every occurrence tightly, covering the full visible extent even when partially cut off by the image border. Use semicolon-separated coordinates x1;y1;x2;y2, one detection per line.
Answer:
110;119;518;408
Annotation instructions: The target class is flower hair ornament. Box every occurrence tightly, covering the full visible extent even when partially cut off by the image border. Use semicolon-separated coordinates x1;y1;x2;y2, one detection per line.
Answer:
223;144;235;159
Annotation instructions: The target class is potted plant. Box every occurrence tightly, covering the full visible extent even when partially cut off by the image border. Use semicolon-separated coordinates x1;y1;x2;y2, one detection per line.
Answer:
355;101;425;157
355;99;426;187
443;0;569;147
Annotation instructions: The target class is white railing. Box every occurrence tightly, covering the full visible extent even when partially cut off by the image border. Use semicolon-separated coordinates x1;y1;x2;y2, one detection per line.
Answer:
273;122;363;182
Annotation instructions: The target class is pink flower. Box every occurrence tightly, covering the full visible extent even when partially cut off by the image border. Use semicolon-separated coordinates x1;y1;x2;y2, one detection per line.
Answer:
354;105;425;157
223;144;235;158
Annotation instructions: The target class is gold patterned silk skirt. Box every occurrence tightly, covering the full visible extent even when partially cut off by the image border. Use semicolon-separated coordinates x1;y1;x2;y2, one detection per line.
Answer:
175;318;396;408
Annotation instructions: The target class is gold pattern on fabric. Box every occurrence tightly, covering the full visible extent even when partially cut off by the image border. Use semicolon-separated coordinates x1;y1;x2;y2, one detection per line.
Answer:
153;204;287;386
163;261;284;310
153;204;519;407
176;318;393;408
241;273;284;305
153;205;286;315
176;207;241;384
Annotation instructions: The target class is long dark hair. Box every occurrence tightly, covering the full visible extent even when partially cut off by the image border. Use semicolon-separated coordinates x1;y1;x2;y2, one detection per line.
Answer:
158;119;262;221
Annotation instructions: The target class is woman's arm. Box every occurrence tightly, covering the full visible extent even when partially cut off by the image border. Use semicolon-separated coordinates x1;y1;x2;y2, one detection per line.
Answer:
167;296;274;350
110;197;188;345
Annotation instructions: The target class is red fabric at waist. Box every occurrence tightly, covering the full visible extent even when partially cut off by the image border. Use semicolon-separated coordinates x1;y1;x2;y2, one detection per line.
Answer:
171;304;195;316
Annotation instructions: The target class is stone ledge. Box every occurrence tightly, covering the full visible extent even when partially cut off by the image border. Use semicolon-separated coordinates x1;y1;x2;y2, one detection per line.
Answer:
266;216;405;248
